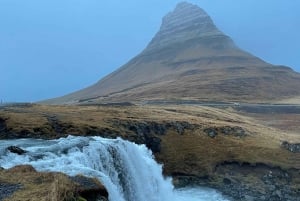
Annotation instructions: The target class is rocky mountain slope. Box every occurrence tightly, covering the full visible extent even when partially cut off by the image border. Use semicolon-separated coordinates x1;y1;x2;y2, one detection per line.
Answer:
44;2;300;104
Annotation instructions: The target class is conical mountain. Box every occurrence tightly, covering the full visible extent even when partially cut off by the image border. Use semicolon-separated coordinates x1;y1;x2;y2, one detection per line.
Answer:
45;2;300;104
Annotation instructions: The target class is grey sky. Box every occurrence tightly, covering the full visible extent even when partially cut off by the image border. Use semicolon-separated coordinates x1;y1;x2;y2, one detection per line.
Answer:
1;0;299;102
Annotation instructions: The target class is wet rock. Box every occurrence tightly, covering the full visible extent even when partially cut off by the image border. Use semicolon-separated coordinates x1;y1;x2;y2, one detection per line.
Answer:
6;146;27;155
71;175;108;201
281;141;300;153
244;195;255;201
178;161;300;201
0;117;8;133
145;136;161;153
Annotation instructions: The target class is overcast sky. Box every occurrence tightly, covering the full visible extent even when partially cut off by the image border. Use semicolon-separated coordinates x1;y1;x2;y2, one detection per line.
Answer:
1;0;299;102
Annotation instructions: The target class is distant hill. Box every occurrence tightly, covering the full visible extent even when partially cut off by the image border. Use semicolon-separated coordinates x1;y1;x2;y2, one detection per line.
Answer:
44;2;300;104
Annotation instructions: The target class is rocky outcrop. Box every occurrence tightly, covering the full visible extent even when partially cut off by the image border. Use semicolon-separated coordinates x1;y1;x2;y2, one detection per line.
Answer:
0;117;8;136
213;162;300;201
204;126;247;138
173;161;300;201
146;2;224;51
111;119;197;153
71;175;108;201
281;141;300;153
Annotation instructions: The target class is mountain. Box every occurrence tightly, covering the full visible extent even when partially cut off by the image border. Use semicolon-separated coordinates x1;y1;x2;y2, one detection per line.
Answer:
45;2;300;104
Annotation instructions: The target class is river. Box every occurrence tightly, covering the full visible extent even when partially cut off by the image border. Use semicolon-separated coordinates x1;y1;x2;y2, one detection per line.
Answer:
0;136;230;201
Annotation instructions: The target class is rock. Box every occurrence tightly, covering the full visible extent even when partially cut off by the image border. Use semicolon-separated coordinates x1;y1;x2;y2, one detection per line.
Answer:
71;175;108;201
223;178;232;185
0;117;8;133
145;136;161;153
275;190;282;197
204;128;218;138
0;183;22;201
166;121;194;135
281;141;300;153
111;119;196;153
147;2;223;51
244;195;255;201
220;126;247;137
6;146;27;155
204;126;247;138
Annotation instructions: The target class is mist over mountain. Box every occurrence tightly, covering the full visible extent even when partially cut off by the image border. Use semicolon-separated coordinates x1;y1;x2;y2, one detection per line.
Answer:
45;2;300;104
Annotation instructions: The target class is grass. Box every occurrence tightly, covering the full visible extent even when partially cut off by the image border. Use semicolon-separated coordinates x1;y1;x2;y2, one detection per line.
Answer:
1;104;299;171
0;165;76;201
1;103;300;198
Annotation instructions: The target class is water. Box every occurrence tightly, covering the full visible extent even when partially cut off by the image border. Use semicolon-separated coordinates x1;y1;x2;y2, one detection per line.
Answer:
0;136;229;201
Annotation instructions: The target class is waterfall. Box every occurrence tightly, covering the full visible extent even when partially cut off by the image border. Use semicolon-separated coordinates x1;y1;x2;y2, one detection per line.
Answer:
0;136;229;201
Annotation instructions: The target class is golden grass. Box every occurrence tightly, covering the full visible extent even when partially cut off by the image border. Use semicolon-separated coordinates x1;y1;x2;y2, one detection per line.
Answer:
0;165;76;201
1;104;300;177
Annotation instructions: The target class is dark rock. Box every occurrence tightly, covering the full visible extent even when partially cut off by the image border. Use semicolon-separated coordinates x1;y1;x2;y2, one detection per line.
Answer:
0;183;22;201
220;126;247;137
204;126;247;138
204;128;218;138
6;146;27;155
175;161;300;201
0;117;8;133
166;121;193;135
113;119;195;136
281;141;300;153
71;175;108;201
111;119;196;153
223;178;232;185
144;136;161;153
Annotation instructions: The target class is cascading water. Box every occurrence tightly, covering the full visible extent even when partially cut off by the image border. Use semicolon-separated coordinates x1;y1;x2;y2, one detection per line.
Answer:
0;136;229;201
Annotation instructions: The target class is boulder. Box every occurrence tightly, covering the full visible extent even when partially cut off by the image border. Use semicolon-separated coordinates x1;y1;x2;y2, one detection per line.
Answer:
281;141;300;153
71;175;108;201
204;128;218;138
6;146;27;155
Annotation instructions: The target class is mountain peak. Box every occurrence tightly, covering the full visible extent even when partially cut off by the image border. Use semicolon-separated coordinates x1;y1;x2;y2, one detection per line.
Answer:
146;2;223;51
44;2;300;105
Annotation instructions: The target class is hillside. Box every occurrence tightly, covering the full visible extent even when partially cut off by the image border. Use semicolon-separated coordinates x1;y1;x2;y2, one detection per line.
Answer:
1;104;300;200
44;2;300;104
